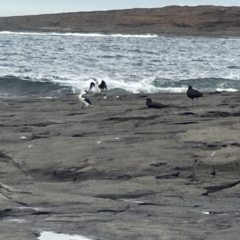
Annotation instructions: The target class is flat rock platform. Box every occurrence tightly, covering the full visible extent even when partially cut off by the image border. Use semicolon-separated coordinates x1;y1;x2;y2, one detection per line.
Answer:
0;91;239;239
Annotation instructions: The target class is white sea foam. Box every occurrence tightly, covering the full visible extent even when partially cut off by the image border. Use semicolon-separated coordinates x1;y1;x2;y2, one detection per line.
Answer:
216;88;238;92
0;31;158;38
64;77;187;94
226;72;240;80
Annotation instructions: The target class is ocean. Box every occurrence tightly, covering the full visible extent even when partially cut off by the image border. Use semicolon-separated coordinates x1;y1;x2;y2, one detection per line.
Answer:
1;31;240;98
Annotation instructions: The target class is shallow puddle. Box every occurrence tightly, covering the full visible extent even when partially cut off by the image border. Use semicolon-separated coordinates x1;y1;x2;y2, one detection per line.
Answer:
120;199;144;204
38;231;92;240
3;218;28;223
17;206;43;211
203;211;210;215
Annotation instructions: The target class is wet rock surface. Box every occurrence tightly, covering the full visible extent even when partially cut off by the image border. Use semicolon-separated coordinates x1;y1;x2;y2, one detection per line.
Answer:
0;92;240;239
2;6;240;37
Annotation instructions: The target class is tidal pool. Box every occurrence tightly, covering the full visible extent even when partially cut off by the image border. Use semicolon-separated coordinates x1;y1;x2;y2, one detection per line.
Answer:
38;231;92;240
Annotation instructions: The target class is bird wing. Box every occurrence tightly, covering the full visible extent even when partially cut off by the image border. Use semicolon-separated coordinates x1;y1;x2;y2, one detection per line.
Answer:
84;97;92;105
99;80;108;90
187;89;203;99
89;82;95;91
192;89;203;97
148;102;168;108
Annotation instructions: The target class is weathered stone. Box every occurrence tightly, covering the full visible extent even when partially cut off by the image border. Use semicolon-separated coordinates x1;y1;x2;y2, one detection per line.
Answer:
0;91;239;239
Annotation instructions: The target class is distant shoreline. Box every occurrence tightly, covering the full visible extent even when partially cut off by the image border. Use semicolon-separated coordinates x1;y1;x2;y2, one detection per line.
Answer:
1;6;240;37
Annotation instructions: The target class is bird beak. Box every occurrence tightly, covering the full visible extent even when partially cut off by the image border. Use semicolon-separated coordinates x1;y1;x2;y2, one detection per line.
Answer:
142;100;146;104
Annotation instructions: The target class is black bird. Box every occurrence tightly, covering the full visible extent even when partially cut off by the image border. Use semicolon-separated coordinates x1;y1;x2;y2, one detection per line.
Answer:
98;80;108;90
89;78;107;93
187;86;203;105
143;98;169;109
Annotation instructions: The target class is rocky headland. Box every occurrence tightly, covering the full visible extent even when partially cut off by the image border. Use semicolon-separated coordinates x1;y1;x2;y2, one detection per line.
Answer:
1;5;240;36
0;91;239;239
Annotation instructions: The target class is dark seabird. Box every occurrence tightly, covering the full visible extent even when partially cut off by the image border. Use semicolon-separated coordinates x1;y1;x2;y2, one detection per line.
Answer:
89;78;107;93
78;91;92;108
187;86;203;105
143;98;169;109
98;80;108;90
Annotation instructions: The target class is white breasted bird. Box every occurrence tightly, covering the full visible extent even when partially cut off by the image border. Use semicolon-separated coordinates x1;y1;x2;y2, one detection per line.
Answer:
78;90;92;108
89;78;107;93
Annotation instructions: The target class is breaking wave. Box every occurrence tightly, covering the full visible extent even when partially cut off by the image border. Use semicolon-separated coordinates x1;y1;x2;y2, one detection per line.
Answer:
0;31;158;38
0;75;239;98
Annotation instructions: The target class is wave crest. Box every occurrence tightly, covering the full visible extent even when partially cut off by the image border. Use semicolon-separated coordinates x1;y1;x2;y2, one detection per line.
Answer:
0;75;239;98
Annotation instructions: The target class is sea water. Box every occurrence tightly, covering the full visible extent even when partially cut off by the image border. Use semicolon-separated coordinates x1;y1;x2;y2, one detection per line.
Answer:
1;31;240;97
38;231;92;240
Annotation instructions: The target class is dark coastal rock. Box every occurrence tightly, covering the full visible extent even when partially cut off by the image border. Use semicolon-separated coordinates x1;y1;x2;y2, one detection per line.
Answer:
0;91;240;240
1;6;240;36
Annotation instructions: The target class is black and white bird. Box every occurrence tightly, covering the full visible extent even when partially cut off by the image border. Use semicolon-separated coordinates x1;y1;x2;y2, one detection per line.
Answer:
143;98;169;109
89;78;107;93
78;91;92;108
187;86;203;105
